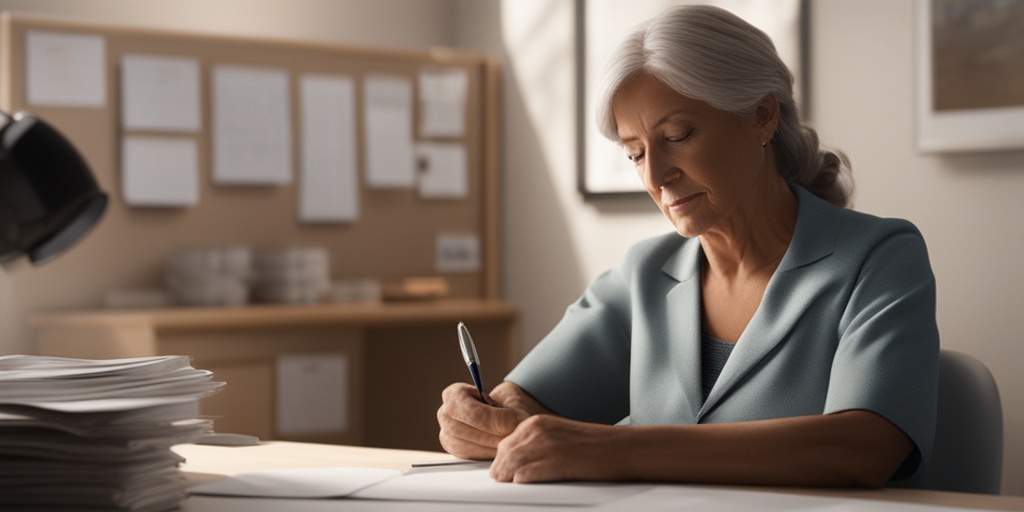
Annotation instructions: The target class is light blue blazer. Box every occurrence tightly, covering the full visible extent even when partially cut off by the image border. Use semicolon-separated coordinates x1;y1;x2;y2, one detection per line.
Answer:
506;184;939;485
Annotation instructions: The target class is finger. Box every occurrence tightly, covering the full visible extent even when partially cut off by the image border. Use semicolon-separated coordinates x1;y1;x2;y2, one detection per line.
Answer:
438;427;497;459
440;383;525;437
437;405;506;449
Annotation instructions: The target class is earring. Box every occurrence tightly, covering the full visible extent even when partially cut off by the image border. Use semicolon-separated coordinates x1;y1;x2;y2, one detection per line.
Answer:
760;141;767;148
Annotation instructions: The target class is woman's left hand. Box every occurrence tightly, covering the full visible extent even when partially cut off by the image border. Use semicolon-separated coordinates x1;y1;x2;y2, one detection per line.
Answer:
489;414;625;483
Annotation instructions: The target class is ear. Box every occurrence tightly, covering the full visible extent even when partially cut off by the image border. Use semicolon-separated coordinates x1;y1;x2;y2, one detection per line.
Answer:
754;94;780;142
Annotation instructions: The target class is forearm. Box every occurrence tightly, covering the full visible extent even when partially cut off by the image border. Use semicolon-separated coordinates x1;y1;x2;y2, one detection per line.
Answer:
616;410;912;488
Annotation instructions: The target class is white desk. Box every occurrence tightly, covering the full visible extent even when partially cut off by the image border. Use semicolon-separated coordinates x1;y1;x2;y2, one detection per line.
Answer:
175;441;1024;511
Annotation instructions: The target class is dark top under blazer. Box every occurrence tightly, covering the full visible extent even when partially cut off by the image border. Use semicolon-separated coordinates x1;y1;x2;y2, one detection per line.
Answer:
506;183;940;485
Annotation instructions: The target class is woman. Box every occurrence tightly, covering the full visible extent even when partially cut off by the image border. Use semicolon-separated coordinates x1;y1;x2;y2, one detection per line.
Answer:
437;5;938;488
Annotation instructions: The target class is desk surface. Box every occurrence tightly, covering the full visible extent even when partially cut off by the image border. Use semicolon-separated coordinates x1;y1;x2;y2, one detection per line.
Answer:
174;441;1024;511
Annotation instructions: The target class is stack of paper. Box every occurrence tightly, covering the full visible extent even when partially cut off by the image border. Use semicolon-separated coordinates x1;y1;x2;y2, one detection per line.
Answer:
0;355;224;511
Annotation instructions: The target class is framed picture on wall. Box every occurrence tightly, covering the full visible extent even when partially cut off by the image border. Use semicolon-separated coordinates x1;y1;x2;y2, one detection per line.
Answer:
916;0;1024;152
576;0;807;198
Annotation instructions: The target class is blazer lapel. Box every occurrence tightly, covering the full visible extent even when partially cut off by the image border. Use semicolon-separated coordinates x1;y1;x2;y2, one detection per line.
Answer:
635;239;704;424
699;186;841;419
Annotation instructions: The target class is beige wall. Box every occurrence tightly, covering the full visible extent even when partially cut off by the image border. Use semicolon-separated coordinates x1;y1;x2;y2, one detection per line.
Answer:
2;0;1022;496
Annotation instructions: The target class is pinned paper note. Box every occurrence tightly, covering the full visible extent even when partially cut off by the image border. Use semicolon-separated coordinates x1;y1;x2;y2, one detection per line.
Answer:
120;54;201;132
121;136;199;206
436;233;480;273
212;65;292;185
416;141;468;199
419;68;468;137
26;31;106;107
299;74;359;222
363;75;415;188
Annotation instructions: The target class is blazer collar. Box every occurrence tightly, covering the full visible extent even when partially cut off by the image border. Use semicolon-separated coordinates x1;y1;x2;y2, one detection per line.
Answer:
657;183;844;421
776;183;840;273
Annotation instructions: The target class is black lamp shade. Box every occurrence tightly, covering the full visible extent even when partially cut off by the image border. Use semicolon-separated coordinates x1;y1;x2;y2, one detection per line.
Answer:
0;112;107;265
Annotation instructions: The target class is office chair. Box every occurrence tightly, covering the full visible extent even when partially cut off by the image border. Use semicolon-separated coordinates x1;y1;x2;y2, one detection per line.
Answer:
923;349;1003;494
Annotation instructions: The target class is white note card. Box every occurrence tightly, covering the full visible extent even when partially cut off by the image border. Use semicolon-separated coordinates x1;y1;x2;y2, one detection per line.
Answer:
419;68;468;137
121;54;201;132
364;75;415;188
212;65;292;185
299;74;359;222
436;232;480;273
416;142;468;199
121;136;199;206
276;353;348;435
26;31;106;107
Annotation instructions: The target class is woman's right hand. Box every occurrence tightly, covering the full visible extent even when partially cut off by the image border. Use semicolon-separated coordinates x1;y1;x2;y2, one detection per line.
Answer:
436;381;535;459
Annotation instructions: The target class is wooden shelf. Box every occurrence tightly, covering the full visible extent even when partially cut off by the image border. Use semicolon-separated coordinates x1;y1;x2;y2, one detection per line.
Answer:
32;299;518;330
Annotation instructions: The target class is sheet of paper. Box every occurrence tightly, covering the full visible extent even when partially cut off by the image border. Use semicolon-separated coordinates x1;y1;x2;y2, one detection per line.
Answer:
352;464;655;506
212;65;292;184
189;467;401;499
275;352;348;435
416;142;468;199
298;74;359;222
121;136;199;206
25;31;106;107
419;68;468;137
363;75;415;188
120;54;201;132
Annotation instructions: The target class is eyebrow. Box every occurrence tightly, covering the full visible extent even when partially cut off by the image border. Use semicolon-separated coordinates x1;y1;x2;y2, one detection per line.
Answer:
617;109;697;143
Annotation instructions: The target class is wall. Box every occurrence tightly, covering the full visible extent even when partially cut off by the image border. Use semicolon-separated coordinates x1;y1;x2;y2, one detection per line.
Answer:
455;0;1024;496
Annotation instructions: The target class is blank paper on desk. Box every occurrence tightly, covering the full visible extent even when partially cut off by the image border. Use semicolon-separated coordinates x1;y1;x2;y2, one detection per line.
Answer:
275;353;348;435
352;463;656;506
190;467;400;498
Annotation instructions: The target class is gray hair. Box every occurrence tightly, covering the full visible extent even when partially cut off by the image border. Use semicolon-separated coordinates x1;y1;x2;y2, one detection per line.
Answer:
595;5;853;207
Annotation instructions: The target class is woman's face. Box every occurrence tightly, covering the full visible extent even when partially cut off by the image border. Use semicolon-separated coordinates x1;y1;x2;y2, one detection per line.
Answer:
611;73;773;238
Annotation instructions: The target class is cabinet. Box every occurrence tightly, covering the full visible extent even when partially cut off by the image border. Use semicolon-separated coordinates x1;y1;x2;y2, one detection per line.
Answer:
32;299;517;452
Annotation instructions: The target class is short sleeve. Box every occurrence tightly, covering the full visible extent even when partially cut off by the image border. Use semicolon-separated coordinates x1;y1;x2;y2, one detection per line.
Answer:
504;267;632;424
827;226;940;482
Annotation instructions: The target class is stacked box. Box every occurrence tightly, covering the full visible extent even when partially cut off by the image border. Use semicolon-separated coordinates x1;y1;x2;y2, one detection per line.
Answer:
251;247;330;304
165;246;251;307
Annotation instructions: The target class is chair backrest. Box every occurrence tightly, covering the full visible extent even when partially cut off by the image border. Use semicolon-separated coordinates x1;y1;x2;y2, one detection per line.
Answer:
923;349;1003;494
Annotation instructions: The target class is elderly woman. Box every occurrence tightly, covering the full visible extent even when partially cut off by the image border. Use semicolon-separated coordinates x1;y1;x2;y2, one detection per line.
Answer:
437;5;938;488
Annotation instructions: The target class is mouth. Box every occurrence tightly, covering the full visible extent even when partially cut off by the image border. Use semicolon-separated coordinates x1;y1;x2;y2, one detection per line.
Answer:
667;192;703;210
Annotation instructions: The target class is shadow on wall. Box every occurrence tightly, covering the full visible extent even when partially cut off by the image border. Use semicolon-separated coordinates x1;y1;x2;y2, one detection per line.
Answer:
463;0;591;358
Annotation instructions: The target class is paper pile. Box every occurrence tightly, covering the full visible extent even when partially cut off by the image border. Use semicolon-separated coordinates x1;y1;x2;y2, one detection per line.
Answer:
0;355;224;511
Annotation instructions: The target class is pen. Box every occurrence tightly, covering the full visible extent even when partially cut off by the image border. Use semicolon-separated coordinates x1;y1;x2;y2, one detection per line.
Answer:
457;322;490;405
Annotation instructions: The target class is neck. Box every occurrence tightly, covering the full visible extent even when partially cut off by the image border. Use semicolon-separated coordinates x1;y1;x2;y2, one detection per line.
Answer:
698;177;798;280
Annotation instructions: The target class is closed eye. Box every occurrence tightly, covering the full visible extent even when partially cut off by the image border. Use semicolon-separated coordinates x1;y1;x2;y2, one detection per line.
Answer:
666;130;692;143
626;150;644;165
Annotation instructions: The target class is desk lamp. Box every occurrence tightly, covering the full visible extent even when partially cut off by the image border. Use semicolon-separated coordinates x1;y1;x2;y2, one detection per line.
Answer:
0;110;107;265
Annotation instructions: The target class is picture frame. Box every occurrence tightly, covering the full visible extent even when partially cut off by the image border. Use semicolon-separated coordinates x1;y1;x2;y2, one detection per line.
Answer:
915;0;1024;153
576;0;807;198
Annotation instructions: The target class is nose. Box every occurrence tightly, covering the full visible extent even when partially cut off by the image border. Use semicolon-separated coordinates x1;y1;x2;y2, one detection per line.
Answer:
640;145;681;190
